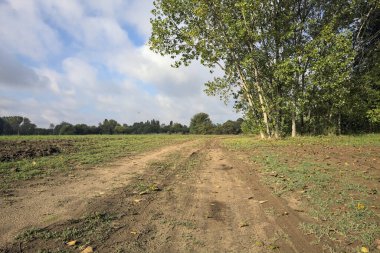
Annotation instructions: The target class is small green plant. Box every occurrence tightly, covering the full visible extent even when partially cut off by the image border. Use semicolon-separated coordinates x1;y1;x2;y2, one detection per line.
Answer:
16;212;115;245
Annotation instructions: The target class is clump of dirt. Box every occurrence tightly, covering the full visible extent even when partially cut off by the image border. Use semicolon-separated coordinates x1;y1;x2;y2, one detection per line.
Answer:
0;140;75;162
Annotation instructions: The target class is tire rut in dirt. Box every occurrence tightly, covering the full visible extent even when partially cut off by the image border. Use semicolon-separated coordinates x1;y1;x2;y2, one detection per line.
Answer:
2;139;323;253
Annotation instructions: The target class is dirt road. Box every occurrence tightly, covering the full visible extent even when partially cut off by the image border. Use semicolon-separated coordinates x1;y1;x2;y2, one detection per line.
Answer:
1;138;322;252
0;140;198;246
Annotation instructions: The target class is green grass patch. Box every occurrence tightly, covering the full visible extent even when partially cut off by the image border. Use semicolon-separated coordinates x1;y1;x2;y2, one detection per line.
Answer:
223;135;380;251
0;135;194;188
223;134;380;150
17;212;115;246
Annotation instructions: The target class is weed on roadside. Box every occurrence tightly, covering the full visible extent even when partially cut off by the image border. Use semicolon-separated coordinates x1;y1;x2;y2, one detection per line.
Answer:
16;212;116;251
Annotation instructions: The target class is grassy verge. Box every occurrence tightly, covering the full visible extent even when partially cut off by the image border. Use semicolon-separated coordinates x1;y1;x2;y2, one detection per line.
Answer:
17;212;115;245
223;135;380;252
0;135;194;189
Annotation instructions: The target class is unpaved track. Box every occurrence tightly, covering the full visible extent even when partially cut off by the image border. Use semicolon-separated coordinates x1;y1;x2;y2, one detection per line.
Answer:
99;139;321;252
0;140;198;246
1;138;322;252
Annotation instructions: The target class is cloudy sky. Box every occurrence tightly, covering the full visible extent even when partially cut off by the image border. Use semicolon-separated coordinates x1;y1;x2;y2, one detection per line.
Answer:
0;0;240;127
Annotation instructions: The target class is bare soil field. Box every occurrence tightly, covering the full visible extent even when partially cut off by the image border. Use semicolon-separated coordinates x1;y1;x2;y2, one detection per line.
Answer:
0;135;379;253
0;140;75;162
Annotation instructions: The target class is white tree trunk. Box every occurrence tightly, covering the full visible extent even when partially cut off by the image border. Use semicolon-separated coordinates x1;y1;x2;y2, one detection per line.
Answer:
292;111;297;137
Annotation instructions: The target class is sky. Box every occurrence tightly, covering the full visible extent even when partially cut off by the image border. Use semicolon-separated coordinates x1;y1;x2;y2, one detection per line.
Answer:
0;0;240;128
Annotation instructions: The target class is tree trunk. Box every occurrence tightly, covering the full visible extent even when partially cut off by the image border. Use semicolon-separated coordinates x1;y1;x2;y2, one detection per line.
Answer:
292;111;297;137
260;95;271;138
253;68;271;138
337;113;341;135
274;121;279;138
237;65;271;138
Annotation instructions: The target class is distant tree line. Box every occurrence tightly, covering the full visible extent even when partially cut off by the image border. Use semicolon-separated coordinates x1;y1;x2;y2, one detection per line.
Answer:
0;114;243;135
189;113;243;135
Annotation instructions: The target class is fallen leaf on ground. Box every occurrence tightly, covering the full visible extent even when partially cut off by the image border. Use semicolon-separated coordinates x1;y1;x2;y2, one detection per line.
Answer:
134;199;142;203
255;241;264;247
259;200;268;204
130;231;137;235
81;246;94;253
357;203;365;210
361;246;369;253
240;222;249;227
270;172;278;177
139;191;148;195
268;244;280;250
66;240;77;246
150;185;162;191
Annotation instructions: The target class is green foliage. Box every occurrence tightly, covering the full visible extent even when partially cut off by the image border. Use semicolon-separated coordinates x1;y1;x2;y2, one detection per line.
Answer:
189;112;213;134
17;212;115;245
114;125;126;134
240;117;260;135
57;123;75;135
1;116;36;135
150;0;380;136
367;108;380;125
99;119;119;134
0;117;190;135
213;119;243;135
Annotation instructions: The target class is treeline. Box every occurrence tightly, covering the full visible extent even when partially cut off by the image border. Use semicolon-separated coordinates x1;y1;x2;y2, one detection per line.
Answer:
0;116;188;135
0;114;243;135
53;119;190;135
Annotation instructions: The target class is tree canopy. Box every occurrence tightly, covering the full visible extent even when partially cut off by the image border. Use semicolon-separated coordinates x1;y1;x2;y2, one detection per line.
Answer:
189;112;214;134
150;0;380;137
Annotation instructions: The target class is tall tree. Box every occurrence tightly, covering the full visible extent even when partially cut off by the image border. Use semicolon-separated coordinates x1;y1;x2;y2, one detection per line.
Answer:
19;117;36;135
2;116;24;135
189;112;213;134
150;0;362;137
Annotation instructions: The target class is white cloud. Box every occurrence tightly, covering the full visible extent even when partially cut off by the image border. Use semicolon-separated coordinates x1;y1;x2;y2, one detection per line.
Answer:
122;0;153;38
0;0;240;128
62;58;97;88
0;0;62;60
35;68;61;93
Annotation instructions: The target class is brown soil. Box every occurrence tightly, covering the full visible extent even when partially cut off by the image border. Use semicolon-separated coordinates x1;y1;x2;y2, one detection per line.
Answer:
245;143;380;215
0;140;75;162
1;139;324;252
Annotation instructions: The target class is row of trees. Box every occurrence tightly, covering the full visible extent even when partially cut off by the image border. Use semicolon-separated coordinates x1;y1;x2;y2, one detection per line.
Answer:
0;117;189;135
0;116;38;135
150;0;380;137
0;114;243;135
189;112;243;134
